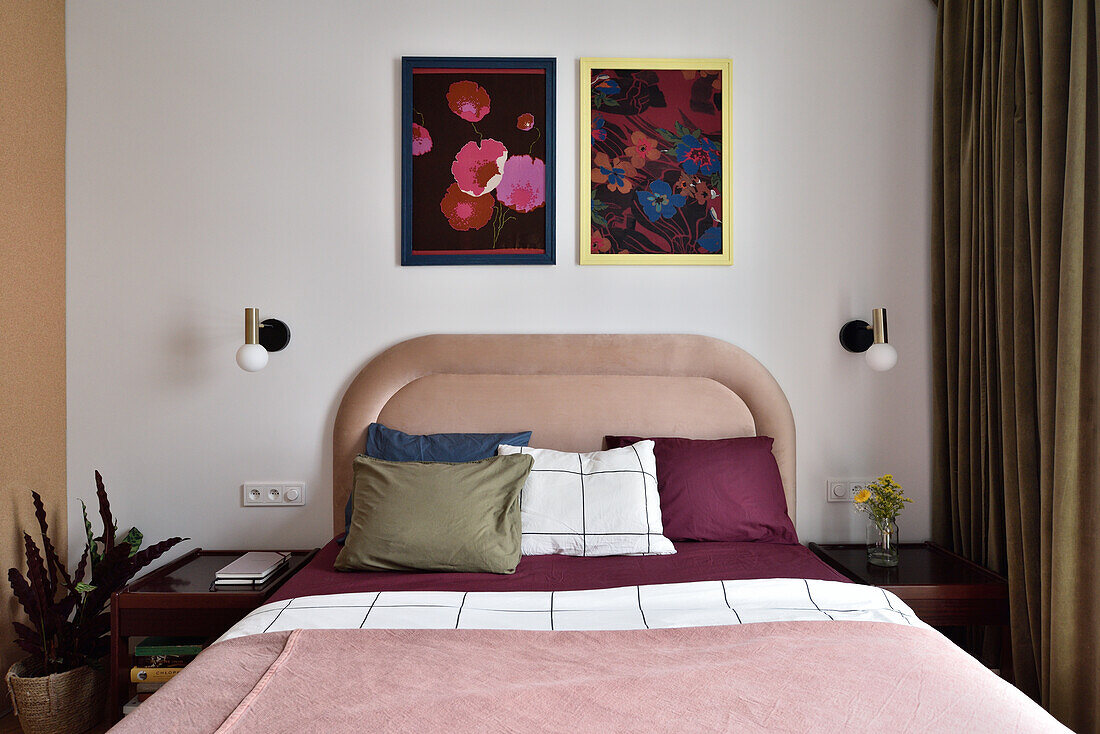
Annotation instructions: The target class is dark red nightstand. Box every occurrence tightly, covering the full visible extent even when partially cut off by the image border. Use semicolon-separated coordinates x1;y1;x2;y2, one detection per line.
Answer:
108;547;316;723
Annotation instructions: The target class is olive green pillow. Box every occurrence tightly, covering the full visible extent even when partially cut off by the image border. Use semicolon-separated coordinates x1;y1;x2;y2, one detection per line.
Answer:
335;454;534;574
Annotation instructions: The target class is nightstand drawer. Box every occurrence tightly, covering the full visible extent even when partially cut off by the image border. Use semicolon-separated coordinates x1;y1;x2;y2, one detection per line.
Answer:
116;606;255;637
897;595;1010;627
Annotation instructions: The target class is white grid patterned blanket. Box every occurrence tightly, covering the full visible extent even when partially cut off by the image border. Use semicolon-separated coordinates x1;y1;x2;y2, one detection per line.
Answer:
219;578;928;642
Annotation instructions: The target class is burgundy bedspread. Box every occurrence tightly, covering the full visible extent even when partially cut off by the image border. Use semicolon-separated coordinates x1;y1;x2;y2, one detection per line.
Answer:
271;539;847;601
111;623;1065;734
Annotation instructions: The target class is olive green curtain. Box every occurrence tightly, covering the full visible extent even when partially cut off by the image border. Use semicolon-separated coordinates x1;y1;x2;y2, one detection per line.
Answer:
931;1;1099;731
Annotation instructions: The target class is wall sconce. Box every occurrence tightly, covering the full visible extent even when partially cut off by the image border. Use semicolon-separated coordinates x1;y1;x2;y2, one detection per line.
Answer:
839;307;898;372
235;307;291;372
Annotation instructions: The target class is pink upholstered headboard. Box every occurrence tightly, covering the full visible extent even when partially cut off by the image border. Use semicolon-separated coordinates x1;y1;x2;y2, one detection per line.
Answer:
332;334;796;536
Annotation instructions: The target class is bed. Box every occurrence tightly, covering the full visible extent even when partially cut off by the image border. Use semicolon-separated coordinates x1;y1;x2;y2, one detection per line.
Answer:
111;334;1065;733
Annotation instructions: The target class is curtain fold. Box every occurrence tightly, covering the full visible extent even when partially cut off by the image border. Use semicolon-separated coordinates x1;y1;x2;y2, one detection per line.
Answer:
932;1;1099;731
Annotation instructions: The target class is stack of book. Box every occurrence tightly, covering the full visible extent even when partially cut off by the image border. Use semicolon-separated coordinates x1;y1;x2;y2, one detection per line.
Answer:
213;551;290;587
125;636;204;714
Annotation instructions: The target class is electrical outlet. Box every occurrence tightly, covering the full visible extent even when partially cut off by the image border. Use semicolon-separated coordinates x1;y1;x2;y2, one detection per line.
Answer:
243;483;269;506
825;478;876;503
243;485;264;505
242;482;306;507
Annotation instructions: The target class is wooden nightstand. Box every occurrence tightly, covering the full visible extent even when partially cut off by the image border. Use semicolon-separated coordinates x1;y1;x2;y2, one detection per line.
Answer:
108;548;317;723
809;541;1010;672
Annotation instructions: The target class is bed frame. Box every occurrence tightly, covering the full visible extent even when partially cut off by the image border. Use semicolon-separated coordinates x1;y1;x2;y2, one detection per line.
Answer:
332;334;796;536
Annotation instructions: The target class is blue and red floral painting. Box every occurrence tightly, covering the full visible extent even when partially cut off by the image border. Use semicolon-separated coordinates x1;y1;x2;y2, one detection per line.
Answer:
401;57;556;265
584;63;730;263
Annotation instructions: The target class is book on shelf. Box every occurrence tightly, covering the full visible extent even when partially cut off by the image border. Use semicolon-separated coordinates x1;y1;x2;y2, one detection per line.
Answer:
136;682;166;693
131;666;184;683
134;653;197;667
215;551;290;580
134;636;205;657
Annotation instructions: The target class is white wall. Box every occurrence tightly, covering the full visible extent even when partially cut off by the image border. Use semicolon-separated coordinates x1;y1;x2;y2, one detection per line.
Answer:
66;0;937;563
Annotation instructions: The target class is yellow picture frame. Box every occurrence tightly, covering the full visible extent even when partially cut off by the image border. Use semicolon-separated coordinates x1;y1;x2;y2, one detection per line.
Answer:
579;58;732;265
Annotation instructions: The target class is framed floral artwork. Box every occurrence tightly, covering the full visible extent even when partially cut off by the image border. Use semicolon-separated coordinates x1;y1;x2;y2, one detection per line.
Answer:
579;58;732;265
401;57;556;265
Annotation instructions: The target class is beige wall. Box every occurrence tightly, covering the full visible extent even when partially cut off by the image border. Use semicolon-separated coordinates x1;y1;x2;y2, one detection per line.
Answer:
0;0;67;691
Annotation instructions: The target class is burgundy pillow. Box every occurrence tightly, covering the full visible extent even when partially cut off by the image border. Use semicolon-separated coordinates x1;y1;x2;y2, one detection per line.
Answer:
604;435;798;544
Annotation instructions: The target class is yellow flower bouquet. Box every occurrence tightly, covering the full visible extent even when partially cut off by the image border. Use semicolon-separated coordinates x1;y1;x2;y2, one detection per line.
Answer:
853;474;911;525
854;474;911;567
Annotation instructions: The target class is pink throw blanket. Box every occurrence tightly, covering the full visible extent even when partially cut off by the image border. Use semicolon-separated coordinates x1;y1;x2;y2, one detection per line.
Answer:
111;622;1064;733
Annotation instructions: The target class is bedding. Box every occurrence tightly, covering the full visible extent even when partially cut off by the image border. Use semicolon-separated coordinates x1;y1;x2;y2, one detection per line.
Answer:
230;577;922;638
335;454;533;574
364;423;534;462
497;441;675;557
342;423;532;535
605;435;798;543
112;582;1067;733
273;537;850;600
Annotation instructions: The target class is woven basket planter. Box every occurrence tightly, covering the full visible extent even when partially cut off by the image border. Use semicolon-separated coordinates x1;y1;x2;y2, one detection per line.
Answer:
5;660;106;734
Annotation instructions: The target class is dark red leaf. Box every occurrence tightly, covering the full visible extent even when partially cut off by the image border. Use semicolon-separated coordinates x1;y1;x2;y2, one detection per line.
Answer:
125;537;187;583
22;534;52;621
54;594;77;621
71;552;88;587
31;491;72;591
90;541;134;589
8;567;40;620
29;492;56;587
94;470;116;550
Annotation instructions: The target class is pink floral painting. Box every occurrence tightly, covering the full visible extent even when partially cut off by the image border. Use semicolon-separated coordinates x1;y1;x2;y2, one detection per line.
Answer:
402;58;555;265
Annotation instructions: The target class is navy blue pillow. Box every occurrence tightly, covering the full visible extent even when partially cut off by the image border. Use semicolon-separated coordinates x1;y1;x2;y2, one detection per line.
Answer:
340;423;533;540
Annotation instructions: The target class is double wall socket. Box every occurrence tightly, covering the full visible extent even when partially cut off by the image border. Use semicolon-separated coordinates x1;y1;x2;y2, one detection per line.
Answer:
242;482;306;507
826;478;874;503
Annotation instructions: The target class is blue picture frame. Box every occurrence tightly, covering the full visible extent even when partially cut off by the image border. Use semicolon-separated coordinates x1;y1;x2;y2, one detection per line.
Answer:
401;57;556;265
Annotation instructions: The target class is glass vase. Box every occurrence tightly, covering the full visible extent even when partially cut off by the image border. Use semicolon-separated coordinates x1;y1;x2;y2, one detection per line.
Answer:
867;518;899;567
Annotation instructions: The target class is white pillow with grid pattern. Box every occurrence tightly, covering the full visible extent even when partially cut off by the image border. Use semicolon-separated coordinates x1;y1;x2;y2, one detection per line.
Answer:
498;441;675;557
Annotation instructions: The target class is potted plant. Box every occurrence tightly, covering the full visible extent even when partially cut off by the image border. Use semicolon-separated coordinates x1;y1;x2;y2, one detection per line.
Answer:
5;471;186;734
854;474;912;567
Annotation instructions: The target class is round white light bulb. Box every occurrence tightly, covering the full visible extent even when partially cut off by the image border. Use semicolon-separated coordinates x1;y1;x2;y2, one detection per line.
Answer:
865;342;898;372
236;343;269;372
